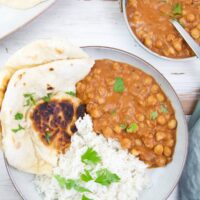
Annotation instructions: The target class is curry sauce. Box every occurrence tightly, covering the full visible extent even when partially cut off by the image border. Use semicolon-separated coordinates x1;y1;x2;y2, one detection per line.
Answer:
77;59;177;167
126;0;200;58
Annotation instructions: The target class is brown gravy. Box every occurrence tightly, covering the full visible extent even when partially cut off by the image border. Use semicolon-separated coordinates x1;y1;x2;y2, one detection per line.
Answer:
126;0;200;58
76;59;177;167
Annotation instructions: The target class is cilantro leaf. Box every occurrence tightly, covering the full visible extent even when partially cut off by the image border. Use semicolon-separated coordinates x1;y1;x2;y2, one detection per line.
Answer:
160;104;168;113
12;124;25;133
81;147;101;165
126;123;138;133
42;93;52;102
15;112;23;120
172;3;182;15
110;109;117;116
81;170;93;182
23;93;36;106
114;77;124;93
74;184;91;193
120;124;127;130
54;175;91;193
150;111;158;120
45;132;51;144
95;168;120;186
66;91;76;97
82;195;92;200
54;175;67;188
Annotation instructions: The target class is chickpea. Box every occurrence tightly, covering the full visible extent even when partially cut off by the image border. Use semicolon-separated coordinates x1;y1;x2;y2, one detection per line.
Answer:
186;14;195;22
166;34;175;42
156;93;165;102
197;24;200;30
96;97;105;104
121;138;132;149
168;47;176;55
179;17;187;27
86;76;92;82
114;125;121;134
156;131;166;141
166;139;175;147
144;37;153;48
103;127;114;138
191;28;200;39
87;92;95;99
113;62;121;71
164;146;172;157
168;119;177;129
90;109;102;118
136;114;145;122
131;148;140;156
147;95;157;106
156;156;167;167
173;40;182;52
76;82;85;92
135;139;142;146
155;40;163;48
143;138;154;149
144;77;153;85
106;79;114;86
154;144;164;155
151;84;159;93
93;69;101;74
157;115;166;125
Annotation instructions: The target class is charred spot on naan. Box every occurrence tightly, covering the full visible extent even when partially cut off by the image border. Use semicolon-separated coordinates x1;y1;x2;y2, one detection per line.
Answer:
30;98;86;154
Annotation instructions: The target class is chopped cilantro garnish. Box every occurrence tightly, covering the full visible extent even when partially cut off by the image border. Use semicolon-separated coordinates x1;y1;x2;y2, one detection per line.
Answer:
23;93;36;106
14;112;23;120
82;195;92;200
45;132;51;144
81;169;93;182
160;104;168;113
150;111;158;120
114;77;124;93
54;175;91;193
66;91;76;97
95;168;120;186
172;3;182;15
126;123;138;133
12;124;25;133
42;93;52;102
120;124;127;130
111;109;117;116
81;147;101;165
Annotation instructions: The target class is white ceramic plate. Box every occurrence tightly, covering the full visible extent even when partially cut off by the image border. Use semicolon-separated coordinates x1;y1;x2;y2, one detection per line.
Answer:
5;46;188;200
0;0;56;40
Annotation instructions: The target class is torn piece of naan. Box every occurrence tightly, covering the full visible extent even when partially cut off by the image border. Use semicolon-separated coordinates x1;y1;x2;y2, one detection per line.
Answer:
1;58;94;174
0;39;88;148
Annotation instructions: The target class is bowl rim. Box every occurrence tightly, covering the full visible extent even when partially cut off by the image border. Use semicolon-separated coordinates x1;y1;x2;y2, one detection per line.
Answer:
122;0;197;62
4;45;188;200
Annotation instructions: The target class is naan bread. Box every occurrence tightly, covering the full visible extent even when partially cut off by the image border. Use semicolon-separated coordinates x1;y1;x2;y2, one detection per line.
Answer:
0;39;88;148
0;0;46;9
1;58;94;174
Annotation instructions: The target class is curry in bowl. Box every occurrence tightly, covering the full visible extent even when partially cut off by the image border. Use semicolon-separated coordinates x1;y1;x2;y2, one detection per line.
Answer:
126;0;200;59
77;59;177;167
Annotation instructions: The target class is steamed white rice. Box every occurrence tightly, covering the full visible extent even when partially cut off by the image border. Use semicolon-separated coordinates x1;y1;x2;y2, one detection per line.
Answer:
34;115;149;200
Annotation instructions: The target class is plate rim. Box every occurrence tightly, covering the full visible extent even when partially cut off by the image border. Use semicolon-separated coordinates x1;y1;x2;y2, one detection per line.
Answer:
4;45;188;200
0;0;56;41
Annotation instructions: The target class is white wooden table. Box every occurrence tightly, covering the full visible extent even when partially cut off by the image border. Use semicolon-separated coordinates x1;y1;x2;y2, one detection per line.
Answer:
0;0;199;199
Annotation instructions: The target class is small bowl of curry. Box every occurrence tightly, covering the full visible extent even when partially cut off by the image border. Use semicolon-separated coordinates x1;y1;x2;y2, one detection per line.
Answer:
123;0;200;60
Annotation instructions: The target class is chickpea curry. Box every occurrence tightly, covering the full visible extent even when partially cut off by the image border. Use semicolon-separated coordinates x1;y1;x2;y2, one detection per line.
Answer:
126;0;200;58
76;59;177;168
